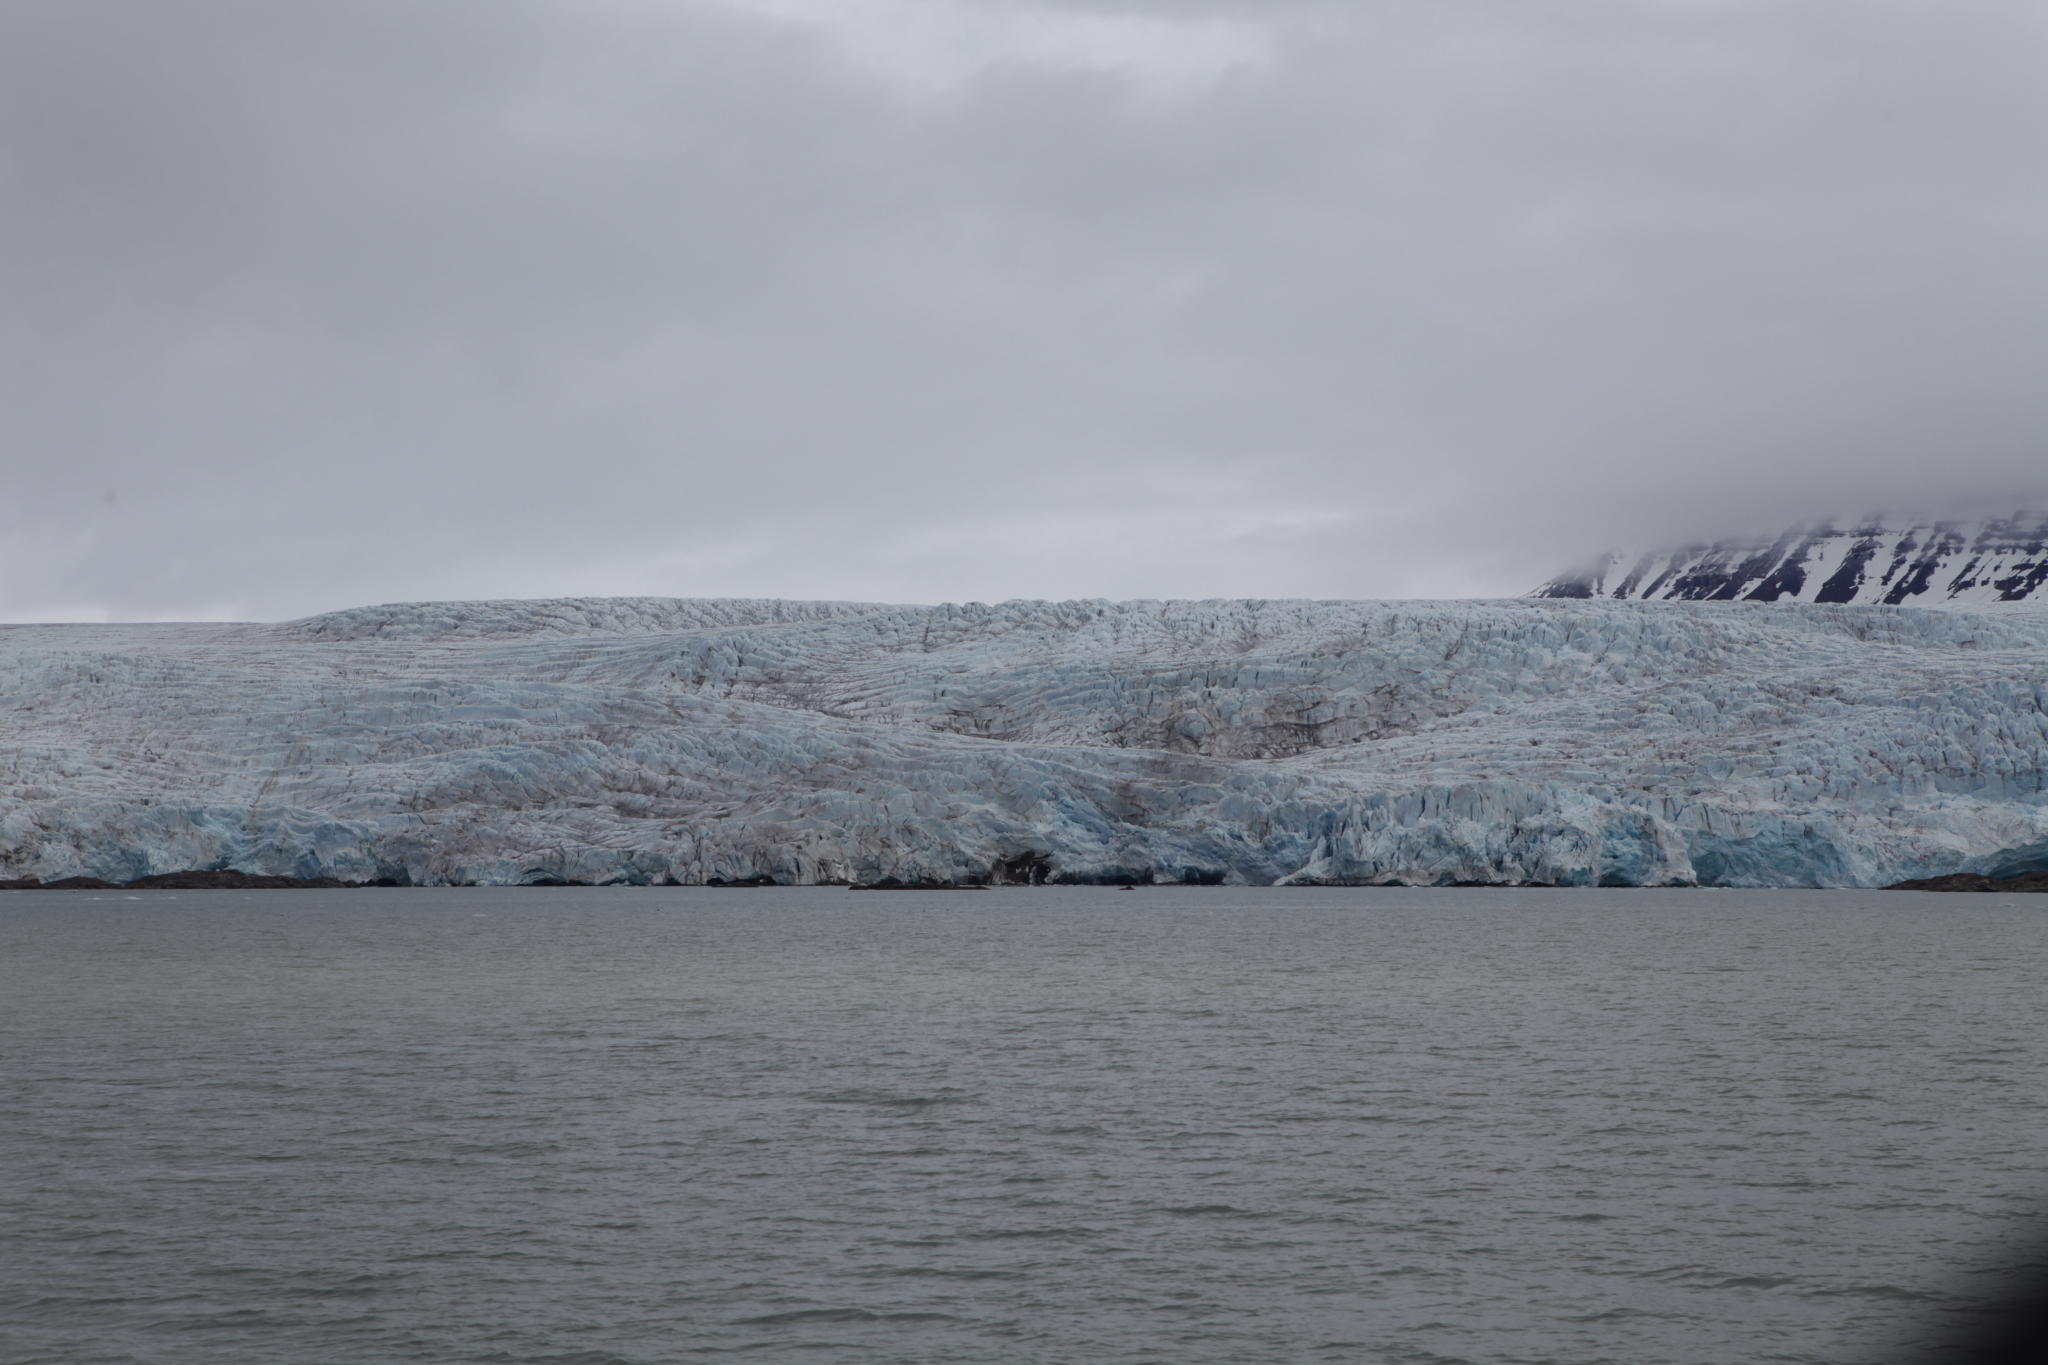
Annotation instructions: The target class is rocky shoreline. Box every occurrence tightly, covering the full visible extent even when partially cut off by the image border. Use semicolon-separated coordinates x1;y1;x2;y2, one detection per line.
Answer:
1884;870;2048;893
0;869;408;891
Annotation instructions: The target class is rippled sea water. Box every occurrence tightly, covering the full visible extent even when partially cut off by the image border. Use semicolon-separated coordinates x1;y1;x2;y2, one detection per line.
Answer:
4;887;2046;1365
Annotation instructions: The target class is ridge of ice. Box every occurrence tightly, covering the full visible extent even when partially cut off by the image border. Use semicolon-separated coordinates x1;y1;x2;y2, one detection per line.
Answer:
4;597;2046;888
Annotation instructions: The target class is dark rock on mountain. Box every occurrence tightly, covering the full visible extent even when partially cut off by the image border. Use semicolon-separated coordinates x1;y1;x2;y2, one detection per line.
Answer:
1536;513;2048;607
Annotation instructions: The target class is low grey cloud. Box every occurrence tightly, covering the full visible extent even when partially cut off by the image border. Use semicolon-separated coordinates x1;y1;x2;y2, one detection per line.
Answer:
3;0;2045;620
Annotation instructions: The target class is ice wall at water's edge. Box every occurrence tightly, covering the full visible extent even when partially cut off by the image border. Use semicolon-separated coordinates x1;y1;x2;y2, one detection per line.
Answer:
3;598;2045;886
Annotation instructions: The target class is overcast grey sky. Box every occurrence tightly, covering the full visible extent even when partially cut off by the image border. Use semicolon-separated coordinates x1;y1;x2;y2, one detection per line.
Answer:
3;0;2045;621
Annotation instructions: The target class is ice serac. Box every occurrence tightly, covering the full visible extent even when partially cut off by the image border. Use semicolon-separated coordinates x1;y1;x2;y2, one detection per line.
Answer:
3;597;2046;888
1534;512;2048;607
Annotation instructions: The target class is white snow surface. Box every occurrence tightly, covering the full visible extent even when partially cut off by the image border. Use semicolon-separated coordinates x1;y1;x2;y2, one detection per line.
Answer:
4;596;2047;888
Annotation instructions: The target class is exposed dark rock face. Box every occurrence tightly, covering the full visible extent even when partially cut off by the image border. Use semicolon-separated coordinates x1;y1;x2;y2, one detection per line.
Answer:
1;876;122;890
849;878;983;890
1887;871;2048;892
125;869;360;890
995;852;1054;885
1535;513;2048;607
1;870;379;891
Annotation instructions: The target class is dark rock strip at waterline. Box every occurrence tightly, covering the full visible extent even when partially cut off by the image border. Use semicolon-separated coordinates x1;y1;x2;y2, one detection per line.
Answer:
1886;871;2048;893
0;870;408;891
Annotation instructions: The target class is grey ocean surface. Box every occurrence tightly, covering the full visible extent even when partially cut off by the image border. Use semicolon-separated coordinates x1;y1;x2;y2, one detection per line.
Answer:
3;887;2045;1365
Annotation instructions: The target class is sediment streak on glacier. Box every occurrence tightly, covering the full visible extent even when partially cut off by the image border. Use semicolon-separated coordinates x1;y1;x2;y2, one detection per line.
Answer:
3;597;2046;888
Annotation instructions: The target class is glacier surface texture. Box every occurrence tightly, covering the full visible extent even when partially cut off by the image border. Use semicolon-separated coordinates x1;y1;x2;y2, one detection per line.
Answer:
4;596;2047;888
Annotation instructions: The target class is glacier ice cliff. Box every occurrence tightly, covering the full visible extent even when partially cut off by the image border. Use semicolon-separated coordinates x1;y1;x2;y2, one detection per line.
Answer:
3;596;2047;888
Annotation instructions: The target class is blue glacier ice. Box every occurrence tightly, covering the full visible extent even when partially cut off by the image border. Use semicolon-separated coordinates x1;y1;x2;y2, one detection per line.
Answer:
3;596;2046;887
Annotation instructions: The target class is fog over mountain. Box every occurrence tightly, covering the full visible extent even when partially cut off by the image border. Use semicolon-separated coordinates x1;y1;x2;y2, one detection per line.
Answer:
4;0;2047;621
1536;512;2048;608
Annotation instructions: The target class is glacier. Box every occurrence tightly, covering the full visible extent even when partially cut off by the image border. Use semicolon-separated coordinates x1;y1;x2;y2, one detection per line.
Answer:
3;596;2047;889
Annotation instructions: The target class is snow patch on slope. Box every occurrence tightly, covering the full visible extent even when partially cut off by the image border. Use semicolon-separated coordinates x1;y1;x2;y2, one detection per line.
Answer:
1535;513;2048;608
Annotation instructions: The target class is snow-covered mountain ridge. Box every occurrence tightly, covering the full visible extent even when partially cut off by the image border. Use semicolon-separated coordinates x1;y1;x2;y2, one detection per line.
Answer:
1534;512;2048;607
4;596;2047;888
